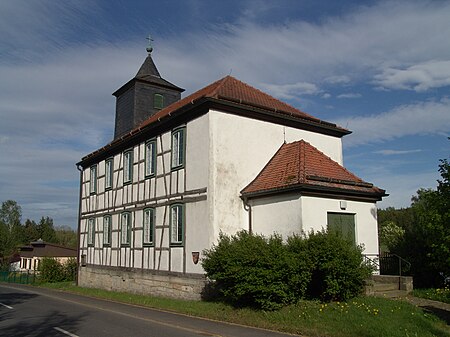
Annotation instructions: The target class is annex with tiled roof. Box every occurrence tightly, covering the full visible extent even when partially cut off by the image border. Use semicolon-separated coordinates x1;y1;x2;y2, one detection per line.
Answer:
80;76;349;165
241;140;387;201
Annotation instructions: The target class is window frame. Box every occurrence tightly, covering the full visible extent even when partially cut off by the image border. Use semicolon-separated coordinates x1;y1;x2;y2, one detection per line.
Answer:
145;140;156;178
90;165;97;194
105;158;113;190
120;212;131;246
154;93;164;110
171;128;186;170
87;218;95;247
170;204;184;246
123;150;133;184
103;215;112;246
143;208;155;246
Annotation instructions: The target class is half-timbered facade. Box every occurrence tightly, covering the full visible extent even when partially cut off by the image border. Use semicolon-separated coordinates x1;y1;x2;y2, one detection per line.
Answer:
77;48;386;299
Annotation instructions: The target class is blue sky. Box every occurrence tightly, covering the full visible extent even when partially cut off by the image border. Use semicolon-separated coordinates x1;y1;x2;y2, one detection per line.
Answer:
0;0;449;229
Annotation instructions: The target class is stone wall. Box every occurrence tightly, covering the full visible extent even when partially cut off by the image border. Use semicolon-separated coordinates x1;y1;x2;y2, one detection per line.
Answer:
78;265;206;300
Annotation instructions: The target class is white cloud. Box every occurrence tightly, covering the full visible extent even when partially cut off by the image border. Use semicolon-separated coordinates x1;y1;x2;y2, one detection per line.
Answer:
374;149;422;156
337;93;361;99
259;81;322;100
336;98;450;147
324;75;351;84
322;93;331;99
374;60;450;92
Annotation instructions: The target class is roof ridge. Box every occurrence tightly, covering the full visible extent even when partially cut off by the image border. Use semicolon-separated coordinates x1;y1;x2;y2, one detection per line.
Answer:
209;75;232;98
299;140;305;184
302;140;365;183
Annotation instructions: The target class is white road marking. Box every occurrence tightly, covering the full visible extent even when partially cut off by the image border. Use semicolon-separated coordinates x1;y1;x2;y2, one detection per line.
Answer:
53;327;79;337
0;302;13;309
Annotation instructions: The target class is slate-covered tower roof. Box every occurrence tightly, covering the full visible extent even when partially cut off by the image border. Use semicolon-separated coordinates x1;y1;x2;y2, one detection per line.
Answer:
112;45;184;139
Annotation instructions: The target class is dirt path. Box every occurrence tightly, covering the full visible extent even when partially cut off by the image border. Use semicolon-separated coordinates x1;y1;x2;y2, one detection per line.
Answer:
402;296;450;325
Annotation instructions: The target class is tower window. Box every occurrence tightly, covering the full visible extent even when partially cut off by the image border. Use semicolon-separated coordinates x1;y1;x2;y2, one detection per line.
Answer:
154;94;164;110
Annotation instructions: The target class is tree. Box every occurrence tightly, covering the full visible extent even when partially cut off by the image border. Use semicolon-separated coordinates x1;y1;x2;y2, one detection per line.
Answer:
0;200;23;259
23;219;39;243
37;217;57;243
54;225;77;248
391;155;450;288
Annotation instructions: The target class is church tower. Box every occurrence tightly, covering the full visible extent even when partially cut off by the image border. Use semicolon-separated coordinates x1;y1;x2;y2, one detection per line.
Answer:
112;36;184;139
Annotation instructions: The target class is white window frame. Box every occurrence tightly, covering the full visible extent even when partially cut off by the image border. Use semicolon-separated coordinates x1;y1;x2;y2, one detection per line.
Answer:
145;140;156;177
105;158;113;189
171;128;185;169
143;208;155;245
88;218;95;246
123;150;133;184
103;215;111;246
170;204;184;245
90;165;97;194
120;212;131;246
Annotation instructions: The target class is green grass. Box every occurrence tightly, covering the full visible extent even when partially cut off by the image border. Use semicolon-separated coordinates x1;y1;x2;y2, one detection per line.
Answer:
39;282;450;337
413;287;450;305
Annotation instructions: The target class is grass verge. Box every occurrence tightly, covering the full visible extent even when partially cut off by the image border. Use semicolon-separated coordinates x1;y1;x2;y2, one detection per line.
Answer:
40;282;450;337
413;287;450;304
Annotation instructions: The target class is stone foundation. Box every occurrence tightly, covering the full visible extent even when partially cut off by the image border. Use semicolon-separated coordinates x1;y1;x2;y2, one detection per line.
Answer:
78;265;207;300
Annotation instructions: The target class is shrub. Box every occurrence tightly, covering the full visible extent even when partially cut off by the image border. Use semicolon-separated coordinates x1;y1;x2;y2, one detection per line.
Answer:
202;229;373;310
39;257;77;283
302;230;374;301
202;231;304;310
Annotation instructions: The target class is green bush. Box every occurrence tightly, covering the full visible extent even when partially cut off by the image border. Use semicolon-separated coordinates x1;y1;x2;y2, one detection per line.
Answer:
302;230;373;301
39;257;77;283
202;230;373;310
203;231;308;310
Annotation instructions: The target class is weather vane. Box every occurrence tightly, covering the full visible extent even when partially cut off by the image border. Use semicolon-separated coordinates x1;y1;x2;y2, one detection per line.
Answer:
146;34;154;54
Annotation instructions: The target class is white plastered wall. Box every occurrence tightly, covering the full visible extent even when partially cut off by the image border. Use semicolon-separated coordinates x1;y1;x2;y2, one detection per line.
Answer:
208;109;343;240
249;193;302;238
301;196;379;255
250;193;379;255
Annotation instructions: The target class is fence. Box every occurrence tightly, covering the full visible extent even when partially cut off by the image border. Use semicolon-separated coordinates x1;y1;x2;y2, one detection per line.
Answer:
0;271;38;284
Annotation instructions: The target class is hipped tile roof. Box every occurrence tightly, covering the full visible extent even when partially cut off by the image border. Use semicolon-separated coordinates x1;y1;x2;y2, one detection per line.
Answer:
241;140;386;199
80;75;349;163
138;75;326;128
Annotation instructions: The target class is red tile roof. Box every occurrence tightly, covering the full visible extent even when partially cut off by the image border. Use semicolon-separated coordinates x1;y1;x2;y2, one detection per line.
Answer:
241;140;386;199
138;75;325;128
80;76;349;164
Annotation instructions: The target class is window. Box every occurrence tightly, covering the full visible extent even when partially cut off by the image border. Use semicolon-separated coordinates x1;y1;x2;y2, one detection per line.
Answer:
143;208;155;245
120;212;131;246
123;150;133;184
170;204;184;245
105;158;113;189
145;140;156;177
88;218;95;246
90;165;97;194
327;212;356;245
103;215;112;246
154;93;164;110
171;128;185;169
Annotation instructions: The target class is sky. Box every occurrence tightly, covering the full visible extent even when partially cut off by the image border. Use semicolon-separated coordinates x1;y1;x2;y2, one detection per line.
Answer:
0;0;449;229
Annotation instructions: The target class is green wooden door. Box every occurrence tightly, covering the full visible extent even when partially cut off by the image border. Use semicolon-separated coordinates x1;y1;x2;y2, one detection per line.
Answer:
327;213;356;244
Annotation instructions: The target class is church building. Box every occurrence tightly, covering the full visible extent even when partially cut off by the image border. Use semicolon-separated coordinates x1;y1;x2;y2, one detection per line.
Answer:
76;42;387;299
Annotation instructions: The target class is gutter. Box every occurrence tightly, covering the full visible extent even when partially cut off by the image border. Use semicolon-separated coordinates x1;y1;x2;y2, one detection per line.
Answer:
241;196;253;234
75;164;83;286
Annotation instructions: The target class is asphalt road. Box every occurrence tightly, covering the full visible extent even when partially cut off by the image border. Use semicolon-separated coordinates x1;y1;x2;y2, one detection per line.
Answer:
0;283;297;337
